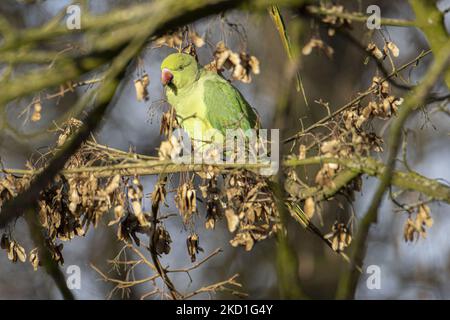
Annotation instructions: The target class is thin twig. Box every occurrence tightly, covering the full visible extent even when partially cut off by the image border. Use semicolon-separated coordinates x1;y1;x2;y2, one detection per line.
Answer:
305;5;416;27
283;50;432;143
182;274;245;300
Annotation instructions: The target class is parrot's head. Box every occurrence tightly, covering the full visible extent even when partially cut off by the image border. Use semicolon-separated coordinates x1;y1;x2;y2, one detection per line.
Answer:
160;53;200;91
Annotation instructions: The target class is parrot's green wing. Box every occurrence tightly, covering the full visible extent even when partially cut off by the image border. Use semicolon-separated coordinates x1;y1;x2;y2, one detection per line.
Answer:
203;75;258;135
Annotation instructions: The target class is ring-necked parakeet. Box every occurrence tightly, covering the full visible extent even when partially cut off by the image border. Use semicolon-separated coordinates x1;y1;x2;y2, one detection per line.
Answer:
160;53;258;143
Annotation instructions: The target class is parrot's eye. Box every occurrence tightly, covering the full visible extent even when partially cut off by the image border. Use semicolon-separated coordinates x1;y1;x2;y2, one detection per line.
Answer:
177;65;185;71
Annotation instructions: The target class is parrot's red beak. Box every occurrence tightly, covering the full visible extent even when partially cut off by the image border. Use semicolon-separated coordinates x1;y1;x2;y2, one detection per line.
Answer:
161;68;173;86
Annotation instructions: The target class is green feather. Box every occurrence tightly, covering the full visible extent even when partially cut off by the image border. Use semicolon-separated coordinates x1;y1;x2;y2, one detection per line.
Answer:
203;74;258;135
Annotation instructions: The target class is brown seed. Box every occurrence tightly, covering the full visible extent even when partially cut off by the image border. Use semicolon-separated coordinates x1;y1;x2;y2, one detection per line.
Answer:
386;41;399;57
367;42;384;60
303;197;315;219
225;208;240;233
31;101;42;122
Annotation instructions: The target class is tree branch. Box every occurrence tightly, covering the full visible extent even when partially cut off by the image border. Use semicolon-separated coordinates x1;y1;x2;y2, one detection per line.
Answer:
283;49;432;143
409;0;450;88
4;156;449;204
284;156;450;203
305;5;416;27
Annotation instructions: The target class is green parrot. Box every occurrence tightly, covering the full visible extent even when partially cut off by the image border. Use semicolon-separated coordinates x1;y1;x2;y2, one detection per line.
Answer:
160;53;258;145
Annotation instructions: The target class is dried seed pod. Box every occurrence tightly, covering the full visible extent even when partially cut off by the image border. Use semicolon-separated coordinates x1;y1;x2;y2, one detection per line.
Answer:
7;241;26;263
29;248;40;271
404;204;434;242
320;140;339;154
205;215;216;229
158;135;182;160
386;41;399;57
186;233;203;262
105;175;121;195
31;101;42;122
230;231;254;251
56;118;83;147
128;178;148;227
367;42;384;60
175;183;197;223
151;180;166;207
214;41;231;70
134;74;150;102
50;243;64;265
155;226;172;255
302;38;334;58
154;31;183;48
225;208;239;232
230;52;244;80
324;222;352;252
248;55;260;75
418;204;433;228
7;242;17;262
315;164;336;187
319;4;351;26
189;30;205;48
0;234;10;250
68;187;80;214
403;217;416;242
371;76;390;96
303;197;315;219
159;109;178;137
212;42;259;83
158;140;174;160
108;205;125;226
205;198;220;230
57;133;68;147
224;171;280;251
141;73;150;87
298;144;306;160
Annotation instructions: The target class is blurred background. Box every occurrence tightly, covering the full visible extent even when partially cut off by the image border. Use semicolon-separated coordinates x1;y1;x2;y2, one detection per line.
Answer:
0;0;449;299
